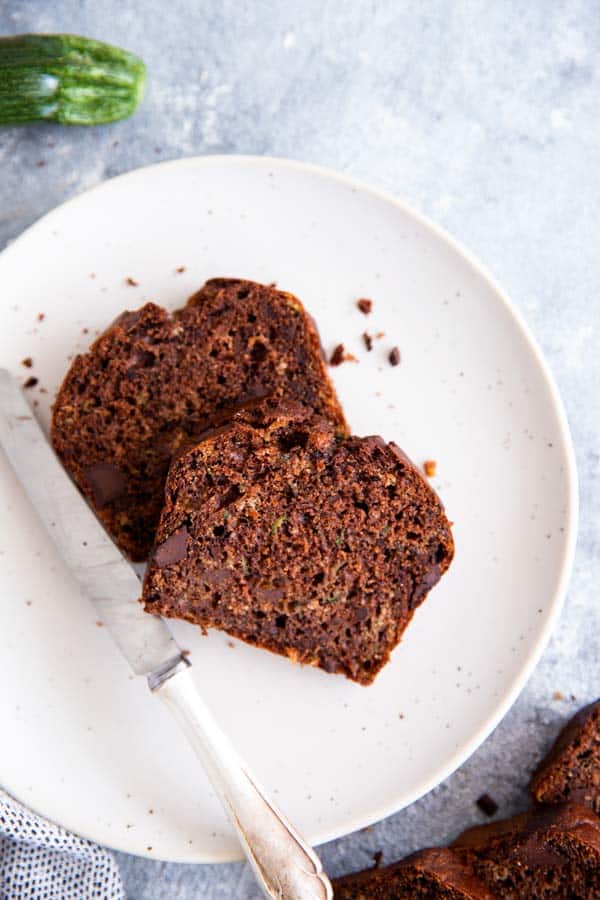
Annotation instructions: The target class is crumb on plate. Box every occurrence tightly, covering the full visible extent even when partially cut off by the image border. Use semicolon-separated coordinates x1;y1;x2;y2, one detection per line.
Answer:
330;344;345;366
476;793;499;817
423;459;437;477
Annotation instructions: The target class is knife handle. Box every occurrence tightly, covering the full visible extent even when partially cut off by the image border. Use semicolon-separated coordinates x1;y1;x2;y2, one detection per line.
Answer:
153;666;332;900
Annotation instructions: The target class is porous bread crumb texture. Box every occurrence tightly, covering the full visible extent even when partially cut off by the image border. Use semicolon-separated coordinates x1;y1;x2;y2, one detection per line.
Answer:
530;700;600;816
51;279;347;561
142;400;454;685
333;848;495;899
451;802;600;899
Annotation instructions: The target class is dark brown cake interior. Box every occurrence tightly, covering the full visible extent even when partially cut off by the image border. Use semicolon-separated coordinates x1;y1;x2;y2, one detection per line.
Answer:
51;279;347;560
333;848;494;898
451;802;600;899
142;400;454;684
530;700;600;815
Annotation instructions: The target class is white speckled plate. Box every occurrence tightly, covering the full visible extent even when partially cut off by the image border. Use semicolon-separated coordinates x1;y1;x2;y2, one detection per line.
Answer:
0;156;577;862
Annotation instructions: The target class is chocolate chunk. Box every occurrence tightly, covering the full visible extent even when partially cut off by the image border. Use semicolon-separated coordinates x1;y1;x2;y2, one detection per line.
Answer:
519;836;565;867
476;793;499;817
388;442;412;467
389;346;401;366
357;298;373;315
330;344;345;366
363;435;387;451
84;463;127;508
110;309;143;332
153;527;188;567
258;586;286;603
201;567;234;585
411;564;441;608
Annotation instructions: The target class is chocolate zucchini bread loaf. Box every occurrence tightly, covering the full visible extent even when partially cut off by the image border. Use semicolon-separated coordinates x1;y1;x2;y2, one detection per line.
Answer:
51;279;346;560
530;699;600;815
142;399;454;684
333;848;494;898
451;802;600;898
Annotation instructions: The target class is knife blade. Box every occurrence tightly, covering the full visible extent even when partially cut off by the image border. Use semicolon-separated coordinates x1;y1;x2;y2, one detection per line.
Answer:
0;368;182;677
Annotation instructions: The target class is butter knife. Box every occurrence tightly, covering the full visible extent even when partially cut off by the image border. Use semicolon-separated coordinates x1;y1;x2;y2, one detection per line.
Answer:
0;368;332;900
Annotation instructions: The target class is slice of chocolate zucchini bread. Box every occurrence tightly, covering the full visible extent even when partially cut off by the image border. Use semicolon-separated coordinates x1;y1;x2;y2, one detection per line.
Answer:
51;279;346;561
451;802;600;898
141;399;454;684
530;699;600;815
333;848;495;898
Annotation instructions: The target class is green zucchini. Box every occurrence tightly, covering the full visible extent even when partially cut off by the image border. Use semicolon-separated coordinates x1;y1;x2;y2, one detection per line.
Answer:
0;34;146;126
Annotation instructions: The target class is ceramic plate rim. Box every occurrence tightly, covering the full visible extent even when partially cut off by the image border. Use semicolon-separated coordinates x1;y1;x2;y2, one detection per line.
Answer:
0;155;579;861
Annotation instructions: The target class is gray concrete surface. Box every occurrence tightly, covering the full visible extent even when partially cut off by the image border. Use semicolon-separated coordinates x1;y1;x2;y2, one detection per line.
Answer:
1;2;598;896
